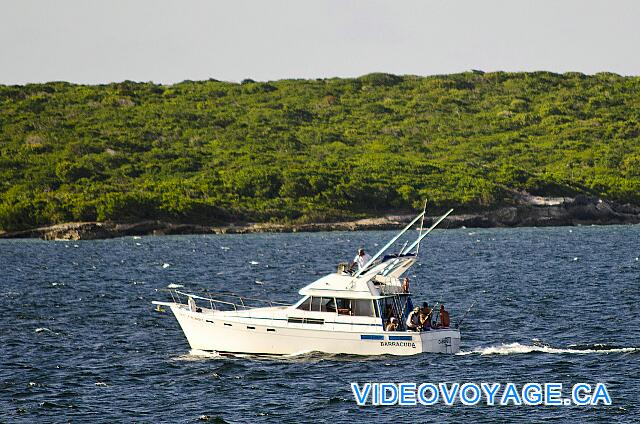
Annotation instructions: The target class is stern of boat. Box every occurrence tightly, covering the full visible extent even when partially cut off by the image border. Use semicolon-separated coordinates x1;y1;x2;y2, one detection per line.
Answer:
418;328;461;354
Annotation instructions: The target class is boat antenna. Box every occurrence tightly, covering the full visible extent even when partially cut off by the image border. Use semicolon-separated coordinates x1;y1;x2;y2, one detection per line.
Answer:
353;211;425;278
416;199;428;255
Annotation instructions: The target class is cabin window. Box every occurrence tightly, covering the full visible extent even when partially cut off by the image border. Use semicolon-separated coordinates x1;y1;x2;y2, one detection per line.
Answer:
335;298;352;315
298;296;337;313
297;296;312;311
353;299;376;317
310;296;322;312
321;297;336;313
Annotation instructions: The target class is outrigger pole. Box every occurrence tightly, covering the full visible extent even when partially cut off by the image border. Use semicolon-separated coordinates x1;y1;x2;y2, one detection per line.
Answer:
416;199;428;255
354;207;454;278
405;208;454;254
353;211;426;277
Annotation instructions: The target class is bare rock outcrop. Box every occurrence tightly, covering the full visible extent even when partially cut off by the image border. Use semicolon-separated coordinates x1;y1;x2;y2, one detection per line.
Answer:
0;196;637;240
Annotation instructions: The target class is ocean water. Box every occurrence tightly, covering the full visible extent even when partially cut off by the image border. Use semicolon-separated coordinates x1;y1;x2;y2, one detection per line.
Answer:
1;225;639;423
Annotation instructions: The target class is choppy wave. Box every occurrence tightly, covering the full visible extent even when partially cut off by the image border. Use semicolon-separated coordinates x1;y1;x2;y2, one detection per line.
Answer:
457;342;639;356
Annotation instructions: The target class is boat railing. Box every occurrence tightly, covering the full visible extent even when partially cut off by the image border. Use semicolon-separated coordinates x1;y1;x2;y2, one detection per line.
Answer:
373;275;404;295
379;283;403;296
160;288;290;312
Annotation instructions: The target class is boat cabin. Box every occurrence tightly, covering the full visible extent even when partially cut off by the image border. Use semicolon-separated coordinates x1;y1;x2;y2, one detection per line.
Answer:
292;293;413;331
290;256;418;331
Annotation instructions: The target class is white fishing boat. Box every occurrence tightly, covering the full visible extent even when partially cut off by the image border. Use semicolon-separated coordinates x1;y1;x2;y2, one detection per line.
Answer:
153;209;461;355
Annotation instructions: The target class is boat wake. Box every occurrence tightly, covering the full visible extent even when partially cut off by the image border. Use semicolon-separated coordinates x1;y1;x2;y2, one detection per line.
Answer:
457;342;639;356
173;349;386;362
174;349;280;361
172;349;224;361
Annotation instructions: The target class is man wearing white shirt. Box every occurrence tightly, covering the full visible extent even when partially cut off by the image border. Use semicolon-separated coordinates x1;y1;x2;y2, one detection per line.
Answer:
352;248;372;271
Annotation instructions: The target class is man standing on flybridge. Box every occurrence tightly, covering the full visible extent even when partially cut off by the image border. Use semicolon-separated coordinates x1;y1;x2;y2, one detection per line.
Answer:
352;248;372;271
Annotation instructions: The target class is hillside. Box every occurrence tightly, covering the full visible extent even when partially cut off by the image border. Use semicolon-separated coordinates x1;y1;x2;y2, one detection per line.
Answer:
1;71;639;232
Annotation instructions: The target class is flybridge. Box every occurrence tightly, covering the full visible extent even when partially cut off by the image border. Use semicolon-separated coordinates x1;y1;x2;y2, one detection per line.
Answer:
296;208;454;300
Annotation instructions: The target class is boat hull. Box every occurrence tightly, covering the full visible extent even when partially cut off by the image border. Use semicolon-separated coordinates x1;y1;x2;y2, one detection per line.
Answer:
169;305;460;355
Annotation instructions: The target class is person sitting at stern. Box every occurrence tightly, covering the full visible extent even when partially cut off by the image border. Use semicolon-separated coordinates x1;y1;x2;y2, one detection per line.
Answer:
420;304;431;331
385;317;398;331
406;307;421;331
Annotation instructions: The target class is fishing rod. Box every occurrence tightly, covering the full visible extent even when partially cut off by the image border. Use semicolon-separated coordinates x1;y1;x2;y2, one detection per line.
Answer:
430;302;440;329
455;300;477;329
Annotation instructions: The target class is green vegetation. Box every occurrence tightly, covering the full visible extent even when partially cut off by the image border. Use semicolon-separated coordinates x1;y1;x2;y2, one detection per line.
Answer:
1;71;639;231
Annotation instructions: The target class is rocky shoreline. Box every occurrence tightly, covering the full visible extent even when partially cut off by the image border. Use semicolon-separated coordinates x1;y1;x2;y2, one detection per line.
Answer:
1;196;638;240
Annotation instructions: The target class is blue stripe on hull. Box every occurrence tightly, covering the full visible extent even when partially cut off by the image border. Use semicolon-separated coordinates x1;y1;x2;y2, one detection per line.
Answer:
360;334;384;340
388;335;413;341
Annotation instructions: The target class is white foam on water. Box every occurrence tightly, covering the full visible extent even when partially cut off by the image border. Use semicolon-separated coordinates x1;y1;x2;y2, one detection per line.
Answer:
249;261;259;265
173;349;224;361
133;236;142;239
35;327;59;335
457;342;639;356
255;280;264;285
166;283;184;289
285;349;315;357
162;263;170;268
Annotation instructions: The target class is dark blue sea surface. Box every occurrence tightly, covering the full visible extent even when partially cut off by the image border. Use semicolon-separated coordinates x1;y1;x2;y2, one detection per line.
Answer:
1;225;639;423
